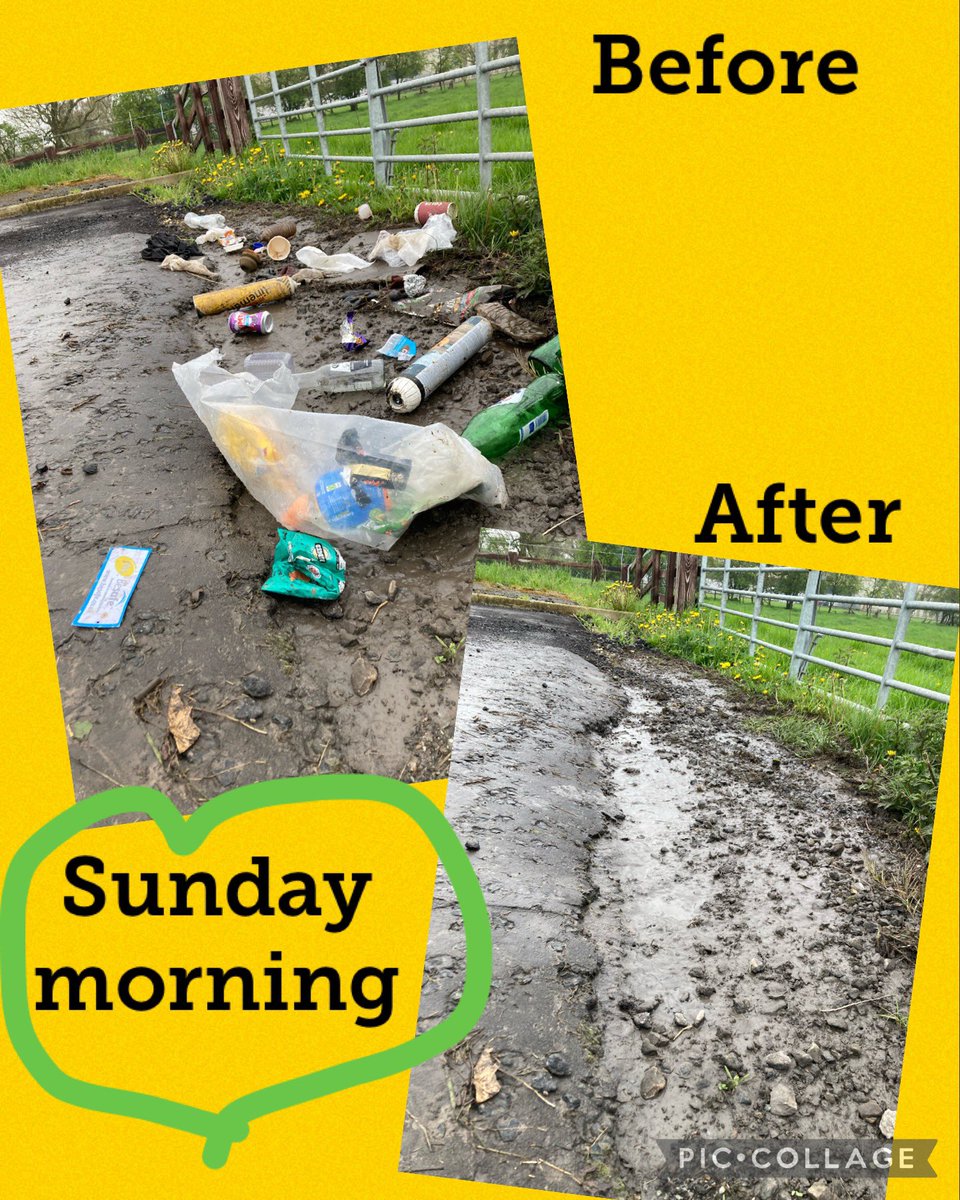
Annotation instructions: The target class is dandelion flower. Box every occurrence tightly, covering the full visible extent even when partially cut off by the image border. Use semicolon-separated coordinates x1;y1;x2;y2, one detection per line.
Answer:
719;661;731;669
509;229;520;237
886;750;897;757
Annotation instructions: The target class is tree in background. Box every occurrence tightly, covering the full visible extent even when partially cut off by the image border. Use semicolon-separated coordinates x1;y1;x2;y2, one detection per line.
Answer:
12;96;114;148
917;584;959;625
765;566;806;610
111;87;178;136
431;44;474;87
380;51;427;86
819;571;860;612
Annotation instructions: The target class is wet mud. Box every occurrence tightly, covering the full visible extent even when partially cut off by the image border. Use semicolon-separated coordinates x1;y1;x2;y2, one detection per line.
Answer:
401;606;923;1199
0;197;581;807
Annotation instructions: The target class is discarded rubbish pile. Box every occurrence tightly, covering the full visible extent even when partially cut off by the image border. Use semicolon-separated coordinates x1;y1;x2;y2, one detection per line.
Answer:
172;349;507;550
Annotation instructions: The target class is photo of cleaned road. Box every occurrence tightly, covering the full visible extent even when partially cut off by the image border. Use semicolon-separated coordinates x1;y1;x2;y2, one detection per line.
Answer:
401;605;922;1199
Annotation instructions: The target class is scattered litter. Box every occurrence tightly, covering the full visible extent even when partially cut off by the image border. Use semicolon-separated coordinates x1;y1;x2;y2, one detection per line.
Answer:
262;218;298;241
195;227;226;245
394;283;508;325
262;528;347;602
357;203;373;221
462;371;567;461
73;546;151;629
229;310;274;335
266;235;291;261
244;351;294;380
219;230;244;253
298;358;385;393
183;212;227;231
167;685;200;754
472;1047;501;1104
388;316;493;413
294;246;372;275
161;254;219;280
370;213;457;269
403;273;427;298
340;311;368;351
142;232;203;261
414;200;456;226
377;333;417;362
474;301;548;344
193;277;297;316
172;349;506;549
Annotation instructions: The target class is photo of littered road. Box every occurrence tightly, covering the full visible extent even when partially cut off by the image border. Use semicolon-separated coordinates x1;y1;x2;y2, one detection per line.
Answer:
0;196;581;809
401;606;922;1199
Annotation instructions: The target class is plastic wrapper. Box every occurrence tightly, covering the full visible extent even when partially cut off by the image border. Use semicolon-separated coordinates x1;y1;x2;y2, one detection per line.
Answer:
172;350;507;550
262;529;347;601
294;247;372;274
370;213;456;269
184;212;227;231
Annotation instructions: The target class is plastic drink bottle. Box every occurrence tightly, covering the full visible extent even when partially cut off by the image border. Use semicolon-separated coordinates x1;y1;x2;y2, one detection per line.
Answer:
528;334;562;378
461;372;567;461
297;358;386;393
244;351;295;379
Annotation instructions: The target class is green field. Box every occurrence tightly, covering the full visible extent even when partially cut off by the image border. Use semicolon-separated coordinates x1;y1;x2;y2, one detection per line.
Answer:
705;596;957;712
253;72;533;192
476;560;957;714
475;561;638;609
0;144;179;197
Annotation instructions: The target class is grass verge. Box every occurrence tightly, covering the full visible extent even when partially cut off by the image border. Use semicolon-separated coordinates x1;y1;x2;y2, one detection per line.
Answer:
580;605;947;840
475;558;947;841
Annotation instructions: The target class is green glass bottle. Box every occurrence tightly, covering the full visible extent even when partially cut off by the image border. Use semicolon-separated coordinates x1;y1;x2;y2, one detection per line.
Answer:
528;334;562;378
462;373;567;461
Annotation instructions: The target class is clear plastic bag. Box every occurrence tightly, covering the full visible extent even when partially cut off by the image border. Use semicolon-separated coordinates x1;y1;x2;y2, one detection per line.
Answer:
183;211;227;231
172;350;507;549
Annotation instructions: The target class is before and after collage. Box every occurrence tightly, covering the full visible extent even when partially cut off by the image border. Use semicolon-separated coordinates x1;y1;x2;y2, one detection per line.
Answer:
1;32;955;1200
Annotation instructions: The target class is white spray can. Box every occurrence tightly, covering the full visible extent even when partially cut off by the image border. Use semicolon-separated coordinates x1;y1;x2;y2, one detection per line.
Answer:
387;316;493;413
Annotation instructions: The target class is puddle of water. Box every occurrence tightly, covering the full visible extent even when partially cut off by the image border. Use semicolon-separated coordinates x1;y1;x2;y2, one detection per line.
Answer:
597;694;711;993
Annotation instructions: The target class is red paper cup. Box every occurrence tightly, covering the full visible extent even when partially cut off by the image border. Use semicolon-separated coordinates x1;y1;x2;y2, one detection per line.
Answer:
413;200;455;226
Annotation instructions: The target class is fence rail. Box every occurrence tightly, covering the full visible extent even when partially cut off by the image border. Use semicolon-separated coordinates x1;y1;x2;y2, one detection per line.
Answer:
243;43;530;188
698;559;958;709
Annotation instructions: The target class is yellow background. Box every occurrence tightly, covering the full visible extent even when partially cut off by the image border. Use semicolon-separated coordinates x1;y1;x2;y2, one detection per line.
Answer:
1;2;957;1197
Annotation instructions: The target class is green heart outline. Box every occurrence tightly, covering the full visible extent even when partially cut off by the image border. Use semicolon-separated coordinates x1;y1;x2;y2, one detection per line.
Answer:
0;774;492;1167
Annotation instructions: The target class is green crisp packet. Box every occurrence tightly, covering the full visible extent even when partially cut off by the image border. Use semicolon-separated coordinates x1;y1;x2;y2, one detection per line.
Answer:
262;528;347;601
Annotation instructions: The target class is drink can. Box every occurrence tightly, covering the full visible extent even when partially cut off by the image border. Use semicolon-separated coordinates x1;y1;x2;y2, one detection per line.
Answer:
228;310;274;335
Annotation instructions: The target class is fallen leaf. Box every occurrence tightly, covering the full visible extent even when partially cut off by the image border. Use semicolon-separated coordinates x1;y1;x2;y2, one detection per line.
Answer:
472;1047;501;1104
71;719;93;741
167;685;200;754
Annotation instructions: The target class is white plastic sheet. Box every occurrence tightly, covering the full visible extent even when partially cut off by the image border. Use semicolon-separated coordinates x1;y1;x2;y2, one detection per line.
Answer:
172;350;507;550
370;213;457;269
294;247;372;274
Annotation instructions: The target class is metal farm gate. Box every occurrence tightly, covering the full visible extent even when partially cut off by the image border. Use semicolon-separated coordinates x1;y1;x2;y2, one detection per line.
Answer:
242;43;531;188
698;560;958;710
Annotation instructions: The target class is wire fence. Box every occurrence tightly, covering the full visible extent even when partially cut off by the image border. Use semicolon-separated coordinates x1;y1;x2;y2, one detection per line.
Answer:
242;43;531;188
698;560;958;710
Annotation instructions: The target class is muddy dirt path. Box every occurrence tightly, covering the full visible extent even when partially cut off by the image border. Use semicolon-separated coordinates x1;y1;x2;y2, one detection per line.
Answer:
401;606;921;1199
0;197;581;809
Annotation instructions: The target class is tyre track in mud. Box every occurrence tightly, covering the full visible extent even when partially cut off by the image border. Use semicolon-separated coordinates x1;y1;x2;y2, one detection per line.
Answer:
401;605;923;1199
